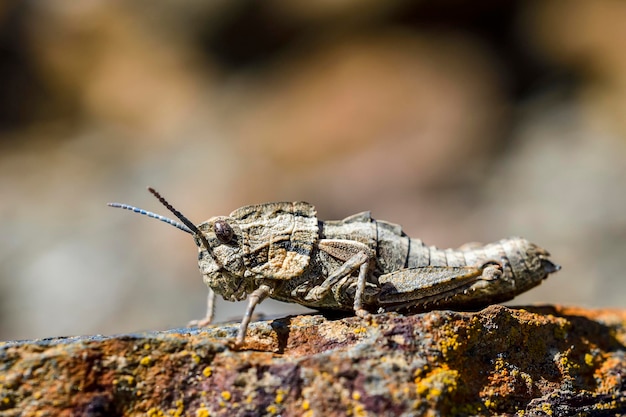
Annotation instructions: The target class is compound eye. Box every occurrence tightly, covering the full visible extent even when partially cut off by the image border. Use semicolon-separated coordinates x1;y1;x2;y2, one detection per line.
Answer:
214;220;234;244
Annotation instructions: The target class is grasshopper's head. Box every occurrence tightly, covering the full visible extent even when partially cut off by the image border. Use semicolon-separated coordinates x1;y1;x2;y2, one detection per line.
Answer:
195;201;321;300
108;187;250;302
194;217;250;302
110;190;320;302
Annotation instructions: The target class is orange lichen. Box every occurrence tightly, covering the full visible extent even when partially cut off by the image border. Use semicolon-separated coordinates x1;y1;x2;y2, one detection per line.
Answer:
0;306;624;416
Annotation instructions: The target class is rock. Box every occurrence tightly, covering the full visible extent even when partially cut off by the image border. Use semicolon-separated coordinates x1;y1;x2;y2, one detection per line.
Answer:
1;305;625;416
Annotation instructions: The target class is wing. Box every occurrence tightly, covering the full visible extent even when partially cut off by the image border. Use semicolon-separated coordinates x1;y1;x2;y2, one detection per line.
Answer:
377;265;484;305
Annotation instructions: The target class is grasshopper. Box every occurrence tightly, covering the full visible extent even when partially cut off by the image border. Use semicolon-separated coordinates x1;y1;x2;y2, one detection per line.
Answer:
109;188;560;347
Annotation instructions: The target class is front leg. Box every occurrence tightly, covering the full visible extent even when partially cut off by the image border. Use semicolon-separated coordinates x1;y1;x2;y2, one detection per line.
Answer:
305;239;373;317
233;284;272;348
187;287;216;328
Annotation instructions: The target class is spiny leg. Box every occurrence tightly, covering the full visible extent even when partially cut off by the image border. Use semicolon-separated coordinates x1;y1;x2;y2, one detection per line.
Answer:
480;262;504;281
376;265;486;308
353;260;370;317
234;284;271;348
188;287;216;328
304;251;369;301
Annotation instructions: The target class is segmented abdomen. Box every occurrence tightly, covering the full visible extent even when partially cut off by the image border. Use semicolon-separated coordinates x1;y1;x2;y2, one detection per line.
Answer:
408;239;503;267
406;237;553;293
412;238;508;268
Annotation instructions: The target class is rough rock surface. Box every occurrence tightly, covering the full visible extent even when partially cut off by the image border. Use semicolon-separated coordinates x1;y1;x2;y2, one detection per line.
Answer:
1;305;625;417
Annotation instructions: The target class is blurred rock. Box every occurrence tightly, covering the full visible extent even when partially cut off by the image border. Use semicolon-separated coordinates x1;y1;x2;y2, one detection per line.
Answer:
226;31;507;206
526;1;626;136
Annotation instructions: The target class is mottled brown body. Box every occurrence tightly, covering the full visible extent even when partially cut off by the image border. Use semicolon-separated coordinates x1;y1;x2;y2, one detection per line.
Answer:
273;211;557;313
109;191;560;347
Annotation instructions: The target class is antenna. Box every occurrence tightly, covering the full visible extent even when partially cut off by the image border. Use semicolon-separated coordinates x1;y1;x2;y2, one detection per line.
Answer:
146;187;201;234
108;187;211;249
107;203;193;234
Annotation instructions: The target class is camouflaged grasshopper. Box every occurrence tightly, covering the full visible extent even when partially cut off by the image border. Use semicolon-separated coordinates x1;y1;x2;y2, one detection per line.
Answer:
109;188;560;347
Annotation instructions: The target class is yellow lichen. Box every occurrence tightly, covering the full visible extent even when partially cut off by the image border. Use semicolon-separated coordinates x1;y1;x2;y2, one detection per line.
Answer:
541;402;553;415
195;408;210;417
171;399;184;417
203;366;212;377
493;357;507;372
520;372;534;390
147;408;165;417
191;352;201;364
484;398;498;409
415;367;459;402
556;351;580;375
584;353;594;367
143;343;151;350
120;375;134;385
266;404;278;414
438;329;461;358
352;391;361;401
353;403;367;417
139;356;152;366
275;389;286;404
221;391;231;401
302;400;310;410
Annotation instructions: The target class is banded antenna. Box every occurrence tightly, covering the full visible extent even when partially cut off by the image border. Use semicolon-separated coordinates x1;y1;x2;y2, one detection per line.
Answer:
108;187;210;249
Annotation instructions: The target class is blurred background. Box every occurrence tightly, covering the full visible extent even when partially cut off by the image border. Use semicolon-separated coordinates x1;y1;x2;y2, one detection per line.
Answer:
1;1;625;341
